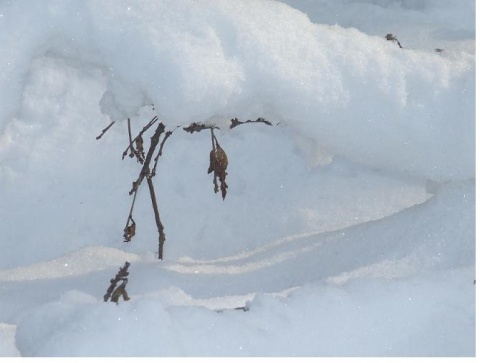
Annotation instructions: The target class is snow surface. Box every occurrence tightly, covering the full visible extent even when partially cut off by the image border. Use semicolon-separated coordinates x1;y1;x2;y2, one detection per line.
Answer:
0;0;475;357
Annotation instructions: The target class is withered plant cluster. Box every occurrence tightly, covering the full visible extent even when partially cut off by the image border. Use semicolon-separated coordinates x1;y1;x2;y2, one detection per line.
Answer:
97;114;274;260
103;261;131;304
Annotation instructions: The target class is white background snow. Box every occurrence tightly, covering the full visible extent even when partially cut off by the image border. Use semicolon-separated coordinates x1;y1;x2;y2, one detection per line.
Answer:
0;0;475;357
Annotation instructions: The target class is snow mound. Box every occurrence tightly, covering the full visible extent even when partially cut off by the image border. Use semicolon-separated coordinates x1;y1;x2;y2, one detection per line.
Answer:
15;267;474;357
0;0;471;268
0;246;140;282
0;0;474;182
13;181;475;356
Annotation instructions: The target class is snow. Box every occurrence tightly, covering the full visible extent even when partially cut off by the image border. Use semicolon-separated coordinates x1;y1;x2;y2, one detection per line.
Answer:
0;0;475;357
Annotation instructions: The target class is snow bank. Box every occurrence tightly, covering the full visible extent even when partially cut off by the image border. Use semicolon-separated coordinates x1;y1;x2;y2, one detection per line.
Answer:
13;180;475;356
0;56;431;267
15;266;474;357
0;0;474;181
283;0;476;52
0;246;140;282
0;0;473;268
70;0;477;181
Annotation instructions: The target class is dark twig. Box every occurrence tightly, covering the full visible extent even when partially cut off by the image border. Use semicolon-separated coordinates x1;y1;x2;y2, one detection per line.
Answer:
96;121;116;140
104;261;130;302
122;116;159;160
111;278;130;304
151;127;178;177
230;117;273;129
385;33;403;49
127;118;135;158
127;118;145;163
129;122;166;195
146;176;166;259
183;122;219;134
123;187;138;242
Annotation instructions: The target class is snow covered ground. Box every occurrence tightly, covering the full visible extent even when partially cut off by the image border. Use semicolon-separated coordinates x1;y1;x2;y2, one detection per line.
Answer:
0;0;475;357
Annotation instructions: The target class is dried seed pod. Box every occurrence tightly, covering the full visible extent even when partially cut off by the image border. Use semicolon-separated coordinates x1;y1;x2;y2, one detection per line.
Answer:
217;148;228;200
215;145;228;172
135;135;145;162
123;219;136;242
208;143;228;199
208;148;216;175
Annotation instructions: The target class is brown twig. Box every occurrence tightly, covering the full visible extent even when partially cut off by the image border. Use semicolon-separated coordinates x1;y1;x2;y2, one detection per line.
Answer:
122;116;159;160
126;118;145;163
96;121;116;140
103;261;130;302
129;122;166;195
183;122;219;134
127;118;135;158
146;176;166;259
111;278;130;304
385;33;403;49
230;117;273;129
151;127;178;177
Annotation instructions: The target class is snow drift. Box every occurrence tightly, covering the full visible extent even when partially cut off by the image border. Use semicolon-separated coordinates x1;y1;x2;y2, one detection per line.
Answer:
0;0;475;357
0;0;474;182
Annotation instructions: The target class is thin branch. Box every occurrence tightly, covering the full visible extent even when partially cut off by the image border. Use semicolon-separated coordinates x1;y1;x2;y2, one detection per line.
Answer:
103;261;130;302
127;118;144;163
147;176;166;260
385;33;403;49
122;116;159;160
183;122;219;134
230;117;274;129
127;118;135;158
96;121;116;140
151;127;178;177
123;187;138;242
129;122;166;195
110;278;130;304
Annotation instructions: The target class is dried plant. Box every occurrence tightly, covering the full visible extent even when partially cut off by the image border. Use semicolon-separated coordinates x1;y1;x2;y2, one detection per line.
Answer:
123;215;136;242
104;261;131;303
230;117;273;129
208;128;229;200
183;122;219;134
385;33;403;49
97;113;273;259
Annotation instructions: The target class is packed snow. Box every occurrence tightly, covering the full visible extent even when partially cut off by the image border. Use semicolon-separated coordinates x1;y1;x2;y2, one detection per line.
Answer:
0;0;475;357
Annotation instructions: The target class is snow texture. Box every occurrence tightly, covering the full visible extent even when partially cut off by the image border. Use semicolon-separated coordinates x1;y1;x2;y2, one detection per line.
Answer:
0;0;475;357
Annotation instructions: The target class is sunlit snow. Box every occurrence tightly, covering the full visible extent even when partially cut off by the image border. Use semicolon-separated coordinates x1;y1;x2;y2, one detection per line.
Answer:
0;0;475;357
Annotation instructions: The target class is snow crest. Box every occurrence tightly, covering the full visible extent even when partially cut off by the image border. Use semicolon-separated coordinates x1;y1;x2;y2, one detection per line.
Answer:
0;0;474;181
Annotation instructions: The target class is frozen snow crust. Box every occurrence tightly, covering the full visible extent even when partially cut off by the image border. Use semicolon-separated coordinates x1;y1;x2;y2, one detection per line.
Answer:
0;0;475;357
